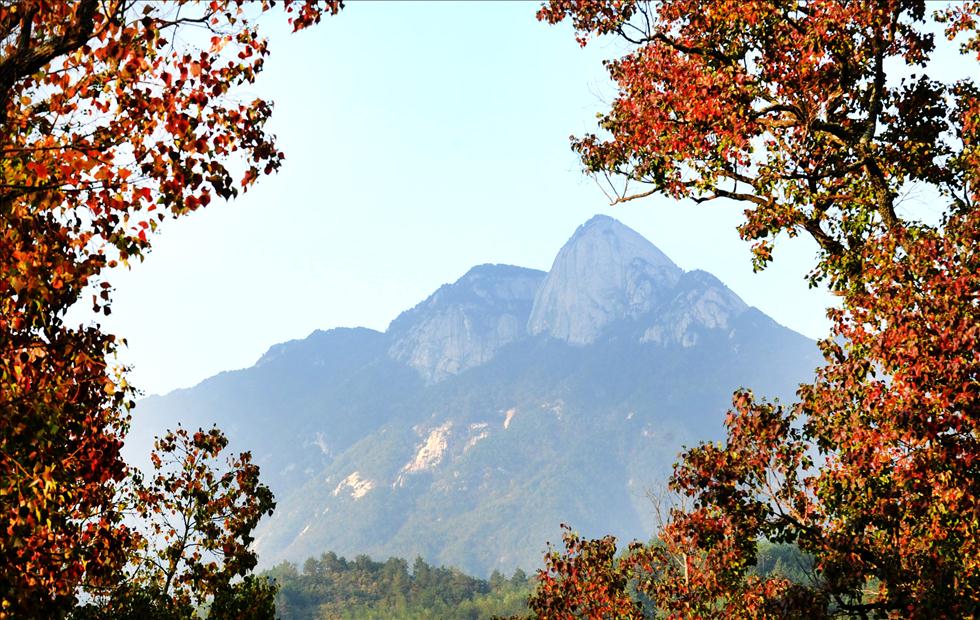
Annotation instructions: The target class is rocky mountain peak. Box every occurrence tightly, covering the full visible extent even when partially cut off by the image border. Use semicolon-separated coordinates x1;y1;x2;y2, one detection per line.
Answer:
387;264;545;383
567;215;675;265
527;215;682;344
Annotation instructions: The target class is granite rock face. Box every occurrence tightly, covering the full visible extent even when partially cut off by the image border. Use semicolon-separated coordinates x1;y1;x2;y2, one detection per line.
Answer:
528;215;682;344
641;270;748;347
387;264;545;383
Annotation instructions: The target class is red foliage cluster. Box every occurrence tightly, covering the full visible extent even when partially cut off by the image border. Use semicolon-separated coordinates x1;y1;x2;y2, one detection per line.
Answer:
0;1;338;616
532;1;980;617
541;0;961;280
528;526;648;618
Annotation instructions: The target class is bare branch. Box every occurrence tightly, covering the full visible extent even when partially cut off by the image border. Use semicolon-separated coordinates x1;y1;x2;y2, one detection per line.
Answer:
610;187;658;205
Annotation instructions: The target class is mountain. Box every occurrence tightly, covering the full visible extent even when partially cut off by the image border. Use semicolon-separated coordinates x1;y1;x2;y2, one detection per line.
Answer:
528;215;682;344
128;215;821;576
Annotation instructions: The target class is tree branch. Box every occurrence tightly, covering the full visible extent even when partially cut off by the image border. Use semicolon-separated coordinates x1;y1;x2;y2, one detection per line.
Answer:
0;1;99;92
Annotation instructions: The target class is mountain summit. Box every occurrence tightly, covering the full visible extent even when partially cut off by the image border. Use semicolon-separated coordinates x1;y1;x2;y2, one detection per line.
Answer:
528;215;682;344
130;215;820;576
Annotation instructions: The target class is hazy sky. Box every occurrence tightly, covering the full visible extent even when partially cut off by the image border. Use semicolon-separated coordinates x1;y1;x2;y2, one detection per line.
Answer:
86;2;967;397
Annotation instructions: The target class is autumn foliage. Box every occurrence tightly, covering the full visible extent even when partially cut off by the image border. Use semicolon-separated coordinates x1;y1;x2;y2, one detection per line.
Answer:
534;0;980;617
0;0;337;616
527;526;648;619
73;426;277;619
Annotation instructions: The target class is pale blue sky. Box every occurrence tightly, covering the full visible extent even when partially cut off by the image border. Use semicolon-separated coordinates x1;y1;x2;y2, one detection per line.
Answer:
94;2;968;396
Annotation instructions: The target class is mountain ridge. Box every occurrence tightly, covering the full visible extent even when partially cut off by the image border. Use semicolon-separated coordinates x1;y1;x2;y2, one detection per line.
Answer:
129;214;821;576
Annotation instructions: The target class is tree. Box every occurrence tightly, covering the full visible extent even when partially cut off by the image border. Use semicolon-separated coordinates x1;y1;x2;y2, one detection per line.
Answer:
524;525;647;619
534;0;980;617
539;0;968;286
130;426;276;612
71;426;277;619
208;575;279;620
0;1;340;616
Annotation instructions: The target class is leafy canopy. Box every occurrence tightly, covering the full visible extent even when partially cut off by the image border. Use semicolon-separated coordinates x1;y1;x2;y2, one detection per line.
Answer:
531;1;980;617
540;0;973;283
73;426;278;619
0;0;338;616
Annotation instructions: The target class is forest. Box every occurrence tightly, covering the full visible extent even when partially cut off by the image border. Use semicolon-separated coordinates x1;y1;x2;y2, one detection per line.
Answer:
267;553;533;619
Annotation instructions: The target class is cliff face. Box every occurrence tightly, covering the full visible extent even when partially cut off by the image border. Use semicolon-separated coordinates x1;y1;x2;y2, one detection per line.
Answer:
641;270;748;347
528;215;682;345
386;216;756;382
387;265;545;383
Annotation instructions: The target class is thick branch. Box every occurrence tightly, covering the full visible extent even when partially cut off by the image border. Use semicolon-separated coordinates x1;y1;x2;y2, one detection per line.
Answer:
802;219;845;257
652;32;742;67
0;1;100;93
695;186;772;208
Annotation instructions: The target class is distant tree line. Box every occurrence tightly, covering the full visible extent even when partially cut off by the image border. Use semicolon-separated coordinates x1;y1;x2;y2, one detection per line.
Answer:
265;552;533;620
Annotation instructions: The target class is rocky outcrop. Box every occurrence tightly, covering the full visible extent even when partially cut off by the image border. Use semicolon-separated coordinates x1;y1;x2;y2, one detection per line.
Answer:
387;264;545;383
641;270;748;347
528;215;682;344
332;472;375;500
